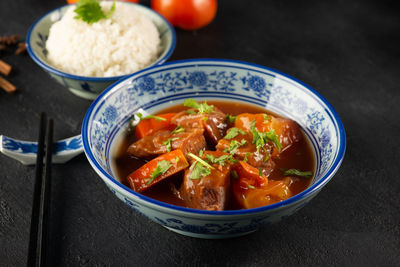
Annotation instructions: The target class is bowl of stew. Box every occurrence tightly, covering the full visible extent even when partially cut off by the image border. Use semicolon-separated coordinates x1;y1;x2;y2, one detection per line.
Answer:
82;59;346;239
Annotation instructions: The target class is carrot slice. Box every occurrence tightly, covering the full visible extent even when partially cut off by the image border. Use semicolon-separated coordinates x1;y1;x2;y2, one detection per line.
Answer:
127;149;189;193
232;161;292;209
233;161;268;188
135;113;177;139
238;181;291;209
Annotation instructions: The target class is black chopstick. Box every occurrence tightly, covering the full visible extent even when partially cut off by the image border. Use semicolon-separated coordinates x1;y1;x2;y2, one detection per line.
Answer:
27;114;54;267
27;113;46;266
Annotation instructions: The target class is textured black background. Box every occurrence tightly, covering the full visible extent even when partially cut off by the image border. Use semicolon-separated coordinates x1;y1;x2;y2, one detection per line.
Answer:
1;0;400;266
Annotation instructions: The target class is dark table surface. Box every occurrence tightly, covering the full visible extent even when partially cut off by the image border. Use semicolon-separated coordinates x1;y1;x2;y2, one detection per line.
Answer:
1;0;399;266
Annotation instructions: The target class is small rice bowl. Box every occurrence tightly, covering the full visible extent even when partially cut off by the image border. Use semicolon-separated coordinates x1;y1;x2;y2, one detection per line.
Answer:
45;2;161;77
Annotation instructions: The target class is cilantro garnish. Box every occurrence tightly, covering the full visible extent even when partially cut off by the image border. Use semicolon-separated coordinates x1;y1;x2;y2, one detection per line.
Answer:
174;156;180;164
189;162;211;180
136;113;167;122
248;184;256;189
183;99;214;114
226;114;236;123
206;154;229;166
250;120;282;153
258;169;263;177
74;0;116;24
223;139;247;156
147;160;172;185
162;137;179;152
187;153;214;180
224;128;246;139
264;155;270;162
171;126;185;134
283;169;312;178
243;152;251;163
265;129;282;152
187;153;215;170
263;114;271;121
227;156;238;163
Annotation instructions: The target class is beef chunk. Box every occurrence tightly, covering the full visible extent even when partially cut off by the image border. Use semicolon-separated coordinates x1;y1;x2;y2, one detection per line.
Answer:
171;111;204;129
203;110;228;145
171;107;228;146
179;151;231;211
127;128;206;159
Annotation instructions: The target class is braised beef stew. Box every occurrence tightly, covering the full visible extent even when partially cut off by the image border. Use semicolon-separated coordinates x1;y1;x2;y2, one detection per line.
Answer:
114;100;315;211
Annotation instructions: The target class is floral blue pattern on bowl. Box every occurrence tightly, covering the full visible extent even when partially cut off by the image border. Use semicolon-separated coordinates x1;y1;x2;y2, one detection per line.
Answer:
82;59;346;239
0;135;82;165
26;3;176;100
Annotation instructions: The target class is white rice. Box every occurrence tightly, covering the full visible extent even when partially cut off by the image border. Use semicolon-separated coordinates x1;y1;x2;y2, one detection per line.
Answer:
45;2;161;77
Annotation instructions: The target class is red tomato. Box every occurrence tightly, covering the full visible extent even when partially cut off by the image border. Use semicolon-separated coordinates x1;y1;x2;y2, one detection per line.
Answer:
151;0;217;30
67;0;139;4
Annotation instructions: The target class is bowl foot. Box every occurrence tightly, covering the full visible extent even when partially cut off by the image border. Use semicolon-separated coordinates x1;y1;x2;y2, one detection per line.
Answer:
69;87;99;100
164;226;257;239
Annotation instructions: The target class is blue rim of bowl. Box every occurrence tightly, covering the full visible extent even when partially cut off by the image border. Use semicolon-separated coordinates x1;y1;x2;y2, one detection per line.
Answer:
82;58;347;215
26;3;176;82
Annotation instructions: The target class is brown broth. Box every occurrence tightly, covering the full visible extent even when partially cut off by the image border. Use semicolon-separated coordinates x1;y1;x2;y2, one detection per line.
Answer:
113;101;315;210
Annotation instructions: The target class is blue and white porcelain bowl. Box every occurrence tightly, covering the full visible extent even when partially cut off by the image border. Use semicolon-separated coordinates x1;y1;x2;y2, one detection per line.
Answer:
81;59;346;239
26;3;175;100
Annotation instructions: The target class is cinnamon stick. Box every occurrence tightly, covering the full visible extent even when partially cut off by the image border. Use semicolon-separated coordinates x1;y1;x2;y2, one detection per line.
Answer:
0;76;16;93
0;59;12;76
15;43;27;55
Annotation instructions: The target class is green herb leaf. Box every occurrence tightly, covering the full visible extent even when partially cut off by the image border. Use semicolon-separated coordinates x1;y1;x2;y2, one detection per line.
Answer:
264;155;270;162
147;160;172;185
187;153;214;180
145;115;167;122
171;126;185;134
258;169;263;177
189;162;211;180
136;112;167;122
283;169;312;178
265;129;282;152
223;139;247;156
199;149;204;157
187;153;215;170
227;156;238;163
224;128;247;139
186;110;196;115
104;0;116;19
74;0;116;24
248;184;255;189
226;114;236;123
136;112;144;120
250;120;282;153
162;137;179;152
206;154;229;166
243;152;251;163
250;120;265;153
183;99;214;114
263;114;271;121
